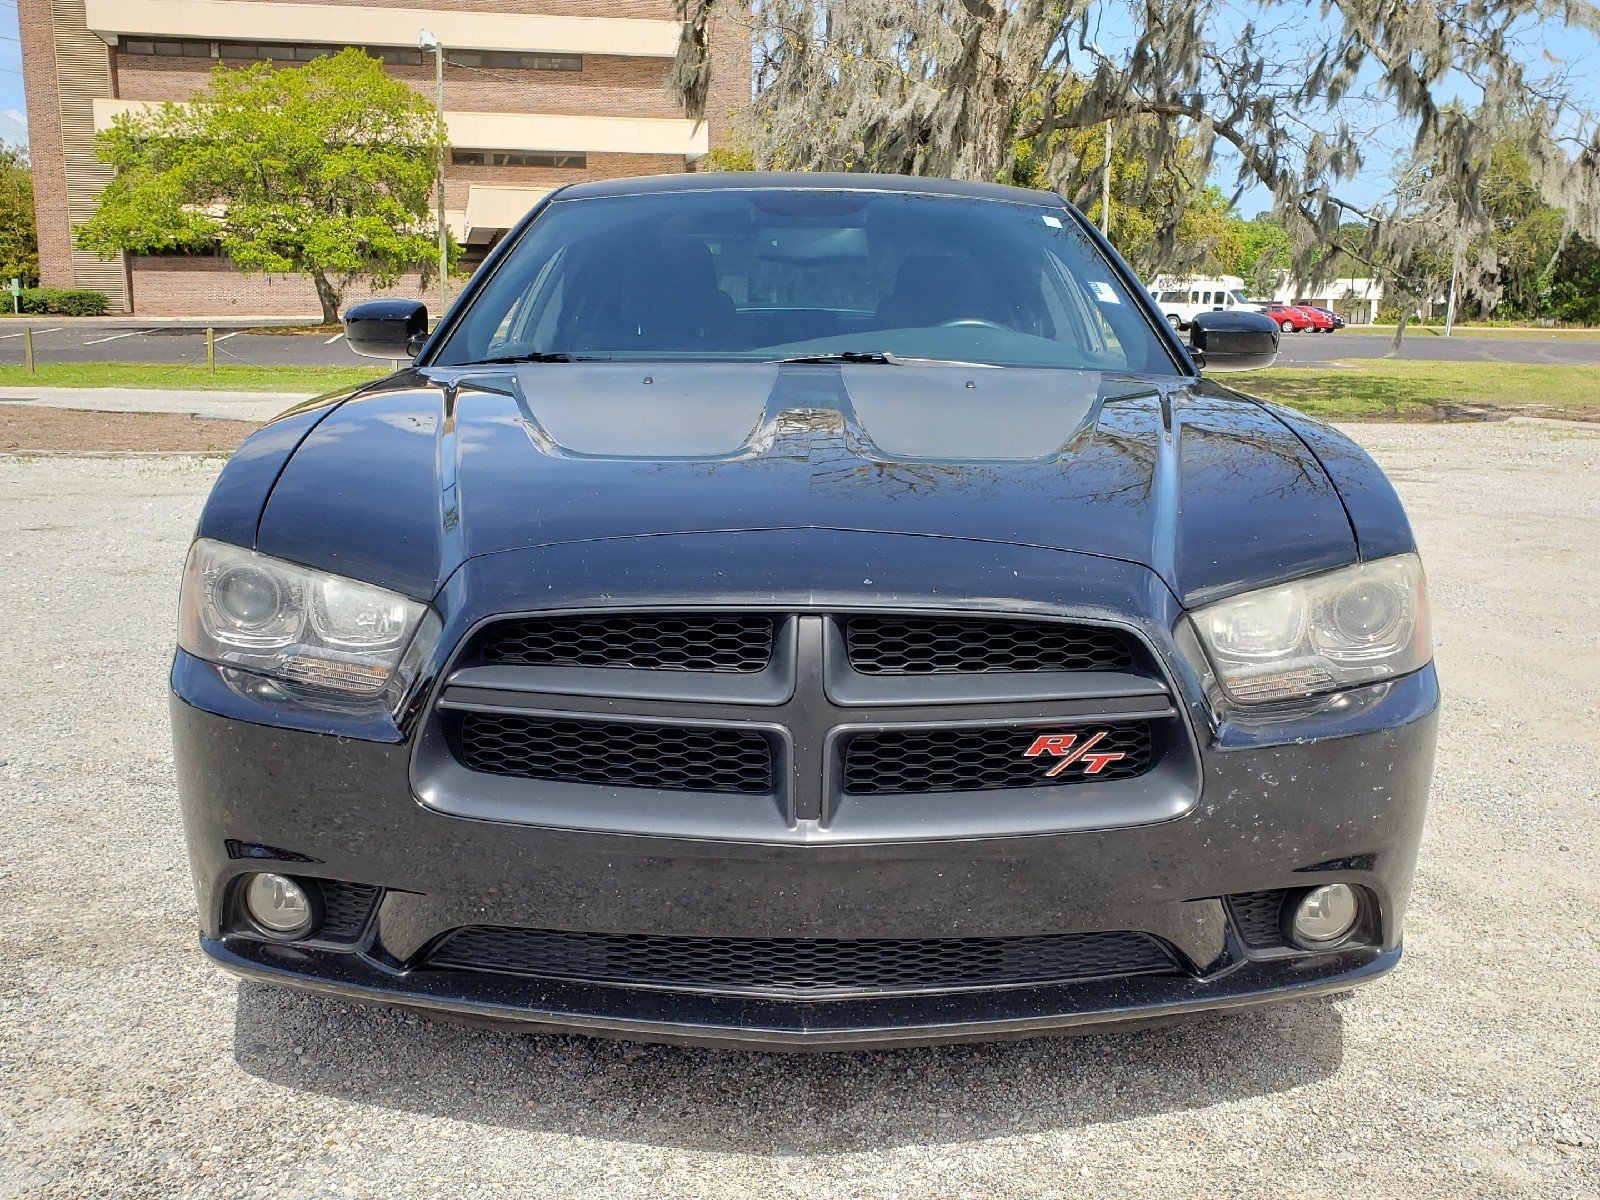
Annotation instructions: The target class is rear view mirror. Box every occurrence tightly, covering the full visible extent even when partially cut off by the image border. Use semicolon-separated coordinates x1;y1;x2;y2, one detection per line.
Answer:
754;227;868;263
1189;310;1279;372
344;299;429;360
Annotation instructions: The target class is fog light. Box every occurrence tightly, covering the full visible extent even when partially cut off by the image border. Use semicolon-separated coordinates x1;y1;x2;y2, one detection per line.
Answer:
1289;884;1359;947
243;873;316;938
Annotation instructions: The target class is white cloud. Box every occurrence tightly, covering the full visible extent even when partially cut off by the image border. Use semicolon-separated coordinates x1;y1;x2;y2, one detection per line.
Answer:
0;110;27;148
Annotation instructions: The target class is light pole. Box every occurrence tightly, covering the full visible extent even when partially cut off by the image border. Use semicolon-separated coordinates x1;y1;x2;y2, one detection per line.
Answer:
419;29;448;321
1443;231;1463;337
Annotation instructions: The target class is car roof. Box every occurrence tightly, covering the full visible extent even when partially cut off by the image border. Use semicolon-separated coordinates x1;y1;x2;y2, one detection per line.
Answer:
555;171;1067;207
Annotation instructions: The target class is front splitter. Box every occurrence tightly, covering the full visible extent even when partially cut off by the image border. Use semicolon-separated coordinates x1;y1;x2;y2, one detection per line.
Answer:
205;935;1399;1052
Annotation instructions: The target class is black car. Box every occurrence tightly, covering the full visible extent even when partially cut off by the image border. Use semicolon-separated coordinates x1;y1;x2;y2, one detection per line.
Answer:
172;174;1437;1050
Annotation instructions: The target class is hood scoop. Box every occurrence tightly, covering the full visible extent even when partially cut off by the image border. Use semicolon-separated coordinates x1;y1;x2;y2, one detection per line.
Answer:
514;363;779;459
508;361;1109;464
843;365;1103;460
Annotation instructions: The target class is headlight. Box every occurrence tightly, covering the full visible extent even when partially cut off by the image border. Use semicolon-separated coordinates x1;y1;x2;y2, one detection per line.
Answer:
179;538;439;709
1190;553;1431;705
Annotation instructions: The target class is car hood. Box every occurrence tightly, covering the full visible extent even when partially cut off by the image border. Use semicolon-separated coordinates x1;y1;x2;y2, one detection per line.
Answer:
254;362;1357;605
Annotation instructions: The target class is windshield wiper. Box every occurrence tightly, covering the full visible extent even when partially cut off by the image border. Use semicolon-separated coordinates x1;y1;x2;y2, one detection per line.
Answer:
768;351;1001;368
769;350;899;365
467;351;601;365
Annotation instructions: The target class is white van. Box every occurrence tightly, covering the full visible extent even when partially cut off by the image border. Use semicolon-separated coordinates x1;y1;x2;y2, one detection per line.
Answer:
1147;281;1263;330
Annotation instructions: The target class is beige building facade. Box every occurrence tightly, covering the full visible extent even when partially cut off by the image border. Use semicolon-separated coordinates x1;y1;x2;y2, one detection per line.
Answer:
20;0;747;315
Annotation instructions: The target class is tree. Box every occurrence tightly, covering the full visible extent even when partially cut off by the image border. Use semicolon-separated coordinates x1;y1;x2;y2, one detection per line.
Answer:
1008;80;1241;275
76;49;448;323
0;144;38;286
1548;236;1600;324
1477;137;1566;318
672;0;1600;300
1220;218;1290;294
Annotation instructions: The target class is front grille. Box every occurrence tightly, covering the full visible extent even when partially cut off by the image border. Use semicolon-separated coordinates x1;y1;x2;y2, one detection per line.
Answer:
843;722;1153;794
477;613;775;672
845;615;1137;675
427;608;1186;823
454;712;775;794
426;925;1176;996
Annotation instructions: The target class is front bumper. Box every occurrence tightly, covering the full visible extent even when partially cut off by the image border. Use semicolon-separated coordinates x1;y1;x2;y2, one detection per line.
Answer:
173;665;1436;1050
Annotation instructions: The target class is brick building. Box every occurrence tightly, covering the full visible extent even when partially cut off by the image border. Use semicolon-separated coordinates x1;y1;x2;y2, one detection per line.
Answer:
19;0;748;315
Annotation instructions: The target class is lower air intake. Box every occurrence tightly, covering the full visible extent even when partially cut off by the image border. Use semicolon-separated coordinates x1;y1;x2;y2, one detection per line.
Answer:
425;926;1177;997
1227;890;1293;949
317;881;380;941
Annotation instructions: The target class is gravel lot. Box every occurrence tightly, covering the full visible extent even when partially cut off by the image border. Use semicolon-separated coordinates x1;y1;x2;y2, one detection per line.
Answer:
2;422;1596;1199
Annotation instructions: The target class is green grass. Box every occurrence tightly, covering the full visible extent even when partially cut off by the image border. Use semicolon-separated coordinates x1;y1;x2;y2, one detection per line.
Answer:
1234;359;1600;420
1357;325;1600;340
0;362;383;393
2;357;1593;424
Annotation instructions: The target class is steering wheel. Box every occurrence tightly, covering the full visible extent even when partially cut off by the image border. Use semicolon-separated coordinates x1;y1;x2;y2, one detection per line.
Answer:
935;318;1009;330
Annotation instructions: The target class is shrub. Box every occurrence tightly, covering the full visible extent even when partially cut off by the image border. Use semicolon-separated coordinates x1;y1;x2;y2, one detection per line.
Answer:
14;287;109;315
55;289;109;315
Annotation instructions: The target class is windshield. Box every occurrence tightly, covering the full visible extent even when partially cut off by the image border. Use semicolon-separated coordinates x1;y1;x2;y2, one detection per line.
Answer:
431;189;1182;375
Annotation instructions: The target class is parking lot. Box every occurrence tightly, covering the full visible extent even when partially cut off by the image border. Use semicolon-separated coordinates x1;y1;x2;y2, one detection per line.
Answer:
2;422;1597;1198
0;322;364;370
0;320;1598;370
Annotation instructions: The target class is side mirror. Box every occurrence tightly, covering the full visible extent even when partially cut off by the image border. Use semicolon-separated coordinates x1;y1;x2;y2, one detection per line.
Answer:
344;299;429;361
1188;309;1279;372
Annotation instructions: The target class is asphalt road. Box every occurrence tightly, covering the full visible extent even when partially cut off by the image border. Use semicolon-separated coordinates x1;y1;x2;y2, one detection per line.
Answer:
0;322;370;369
0;320;1598;369
1271;331;1600;366
2;423;1597;1198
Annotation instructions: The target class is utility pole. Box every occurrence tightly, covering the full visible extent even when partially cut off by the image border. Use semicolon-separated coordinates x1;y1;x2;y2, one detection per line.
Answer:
420;30;448;322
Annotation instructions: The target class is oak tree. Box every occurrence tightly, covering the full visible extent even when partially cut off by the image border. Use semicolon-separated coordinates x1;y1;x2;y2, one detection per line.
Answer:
673;0;1600;302
77;49;447;324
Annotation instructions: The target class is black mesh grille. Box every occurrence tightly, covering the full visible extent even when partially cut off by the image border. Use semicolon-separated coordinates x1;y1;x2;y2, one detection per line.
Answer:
455;712;775;794
477;613;775;672
317;882;380;940
1228;891;1291;948
845;615;1137;675
426;925;1176;996
843;722;1153;794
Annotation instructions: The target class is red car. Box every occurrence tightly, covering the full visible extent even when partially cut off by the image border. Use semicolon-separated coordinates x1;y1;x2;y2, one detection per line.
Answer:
1263;303;1316;332
1299;306;1336;332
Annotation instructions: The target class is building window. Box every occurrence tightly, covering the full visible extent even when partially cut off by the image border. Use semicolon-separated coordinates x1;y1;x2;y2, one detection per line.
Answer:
219;42;331;62
452;150;587;169
447;51;581;71
121;38;212;57
118;39;576;70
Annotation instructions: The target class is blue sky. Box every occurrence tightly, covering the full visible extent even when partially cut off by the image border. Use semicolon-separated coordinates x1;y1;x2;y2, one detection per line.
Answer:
0;0;23;147
0;0;1593;213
